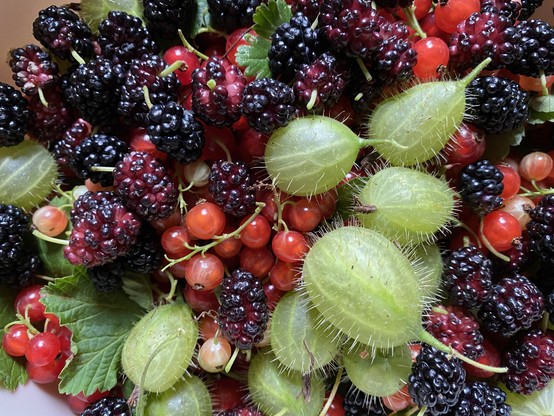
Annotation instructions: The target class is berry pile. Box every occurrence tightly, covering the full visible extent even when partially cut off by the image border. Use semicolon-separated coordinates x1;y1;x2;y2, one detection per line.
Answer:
0;1;553;415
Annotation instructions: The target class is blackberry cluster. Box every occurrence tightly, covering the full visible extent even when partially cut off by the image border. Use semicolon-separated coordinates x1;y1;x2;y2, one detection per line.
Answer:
97;11;159;66
69;134;129;186
0;82;31;147
478;274;544;337
480;0;522;23
409;344;466;415
343;386;386;416
142;0;192;39
32;6;93;60
268;12;324;83
218;268;269;350
519;0;544;20
146;101;205;164
113;151;178;221
449;381;511;416
465;76;530;135
443;245;493;308
207;0;261;33
509;19;554;77
241;77;296;134
119;54;180;126
208;160;256;217
218;406;264;416
501;329;554;395
80;397;131;416
87;260;125;292
191;57;246;127
64;58;126;126
291;0;322;21
9;44;59;96
123;223;163;274
27;86;73;143
527;195;554;266
458;160;504;216
53;118;92;170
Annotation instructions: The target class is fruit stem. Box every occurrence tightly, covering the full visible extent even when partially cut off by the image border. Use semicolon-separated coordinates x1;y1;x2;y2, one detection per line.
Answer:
143;86;153;110
306;89;318;111
416;406;428;416
38;87;49;108
32;229;69;246
541;312;550;333
70;48;86;65
452;220;483;249
196;26;229;39
460;58;492;88
55;184;74;201
213;138;232;162
478;219;511;263
90;166;115;172
178;29;209;61
403;6;427;39
225;347;240;373
165;272;178;302
356;58;373;82
223;26;253;60
418;329;508;373
318;365;343;416
159;60;186;78
539;70;549;97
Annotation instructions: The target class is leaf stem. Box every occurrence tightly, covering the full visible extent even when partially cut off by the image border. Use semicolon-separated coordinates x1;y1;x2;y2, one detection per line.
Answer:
32;229;69;246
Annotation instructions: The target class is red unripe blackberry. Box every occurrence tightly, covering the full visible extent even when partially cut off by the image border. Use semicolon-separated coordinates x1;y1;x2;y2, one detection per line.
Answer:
71;191;121;223
27;86;73;144
218;268;269;350
9;44;59;96
208;159;256;217
501;329;554;395
0;83;31;147
113;151;178;221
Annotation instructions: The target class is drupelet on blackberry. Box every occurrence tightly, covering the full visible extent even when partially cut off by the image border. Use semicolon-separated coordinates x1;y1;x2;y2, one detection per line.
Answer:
218;268;269;350
87;260;125;292
0;82;31;147
142;0;192;39
9;44;59;96
526;195;554;266
519;0;544;20
53;118;92;170
81;397;131;416
480;0;522;23
508;19;554;77
123;223;163;274
208;160;256;217
449;381;511;416
70;191;122;223
343;385;386;416
291;0;323;21
458;159;504;216
146;101;205;164
207;0;261;33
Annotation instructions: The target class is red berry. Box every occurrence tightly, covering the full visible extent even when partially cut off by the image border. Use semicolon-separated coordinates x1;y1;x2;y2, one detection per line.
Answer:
269;260;300;291
185;202;226;240
481;211;522;252
272;230;309;263
15;285;45;322
434;0;481;34
239;246;274;278
288;198;322;232
184;253;224;291
240;215;271;249
412;36;449;80
519;151;554;182
183;285;220;312
497;164;521;200
2;324;30;356
25;332;61;366
163;46;200;87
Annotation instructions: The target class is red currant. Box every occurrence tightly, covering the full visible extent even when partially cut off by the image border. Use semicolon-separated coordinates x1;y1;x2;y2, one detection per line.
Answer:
25;331;61;366
272;230;309;263
480;211;522;252
2;324;30;356
15;285;45;322
184;253;224;291
186;202;226;240
240;215;271;248
412;36;449;80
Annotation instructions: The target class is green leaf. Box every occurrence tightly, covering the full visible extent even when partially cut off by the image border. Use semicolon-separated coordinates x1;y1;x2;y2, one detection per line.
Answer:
122;273;154;311
528;95;554;125
252;0;292;39
41;267;143;396
186;0;213;39
0;287;27;391
236;36;272;79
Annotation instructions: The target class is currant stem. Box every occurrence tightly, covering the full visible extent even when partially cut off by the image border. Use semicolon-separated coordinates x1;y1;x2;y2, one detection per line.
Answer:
70;48;86;65
165;272;178;301
90;166;115;172
356;58;372;81
143;86;153;110
159;60;185;78
403;6;427;39
38;87;49;108
461;58;492;88
539;70;549;97
32;229;69;246
225;347;240;373
478;219;511;263
178;29;209;61
318;365;343;416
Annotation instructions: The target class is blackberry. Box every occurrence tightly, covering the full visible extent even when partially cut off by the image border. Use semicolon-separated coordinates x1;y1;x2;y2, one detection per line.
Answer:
449;11;523;72
32;5;93;61
526;195;554;266
465;76;529;135
53;118;92;170
81;396;131;416
64;58;126;126
268;12;325;83
208;160;256;217
426;305;484;359
546;292;554;324
480;0;522;23
508;19;554;77
0;82;31;147
119;54;180;126
458;160;504;216
123;223;163;274
343;385;386;416
533;262;554;298
374;0;414;8
448;381;511;416
218;406;264;416
113;151;178;221
478;274;544;337
97;11;159;66
0;254;41;289
64;199;142;267
443;245;493;308
9;44;59;96
408;344;466;416
241;77;296;134
87;260;125;292
191;56;246;127
69;134;129;186
142;0;192;39
291;0;323;21
218;268;269;350
501;329;554;395
294;52;346;112
71;191;122;223
207;0;260;33
491;232;531;275
346;65;383;113
519;0;544;20
146;101;205;164
27;86;74;144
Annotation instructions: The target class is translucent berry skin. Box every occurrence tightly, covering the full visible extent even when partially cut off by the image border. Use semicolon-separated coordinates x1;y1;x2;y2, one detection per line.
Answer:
481;210;522;252
412;37;449;80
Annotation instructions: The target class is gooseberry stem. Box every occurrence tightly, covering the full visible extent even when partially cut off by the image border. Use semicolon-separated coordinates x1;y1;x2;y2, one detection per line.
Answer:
32;229;69;246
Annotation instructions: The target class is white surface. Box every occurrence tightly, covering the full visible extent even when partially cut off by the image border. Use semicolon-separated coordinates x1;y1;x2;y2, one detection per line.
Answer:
0;381;74;415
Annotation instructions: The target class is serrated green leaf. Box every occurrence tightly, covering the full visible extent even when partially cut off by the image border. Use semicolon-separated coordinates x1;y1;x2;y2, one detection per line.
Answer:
252;0;293;39
530;94;554;113
528;109;554;125
122;273;154;311
0;287;27;391
236;37;272;79
186;0;213;39
41;267;143;396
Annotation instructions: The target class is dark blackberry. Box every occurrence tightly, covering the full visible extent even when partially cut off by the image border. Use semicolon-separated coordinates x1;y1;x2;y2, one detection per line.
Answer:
491;232;531;275
519;0;544;20
294;52;346;112
191;56;246;127
81;396;131;416
87;260;125;292
146;101;205;164
9;44;59;96
465;76;529;135
53;118;92;170
69;134;129;186
119;54;180;126
343;385;386;416
64;199;142;267
27;86;74;144
218;268;269;350
448;381;511;416
526;195;554;266
426;305;484;359
458;160;504;216
142;0;192;39
241;77;296;134
0;82;31;147
480;0;522;24
546;292;554;324
207;0;261;33
123;223;163;274
113;151;178;221
408;344;466;416
291;0;323;21
478;274;544;337
374;0;414;8
501;329;554;395
97;11;159;66
218;406;264;416
0;254;41;289
448;11;523;72
443;245;493;308
208;160;256;217
71;191;122;223
508;19;554;77
268;12;325;83
64;58;126;126
32;5;93;61
346;65;383;113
